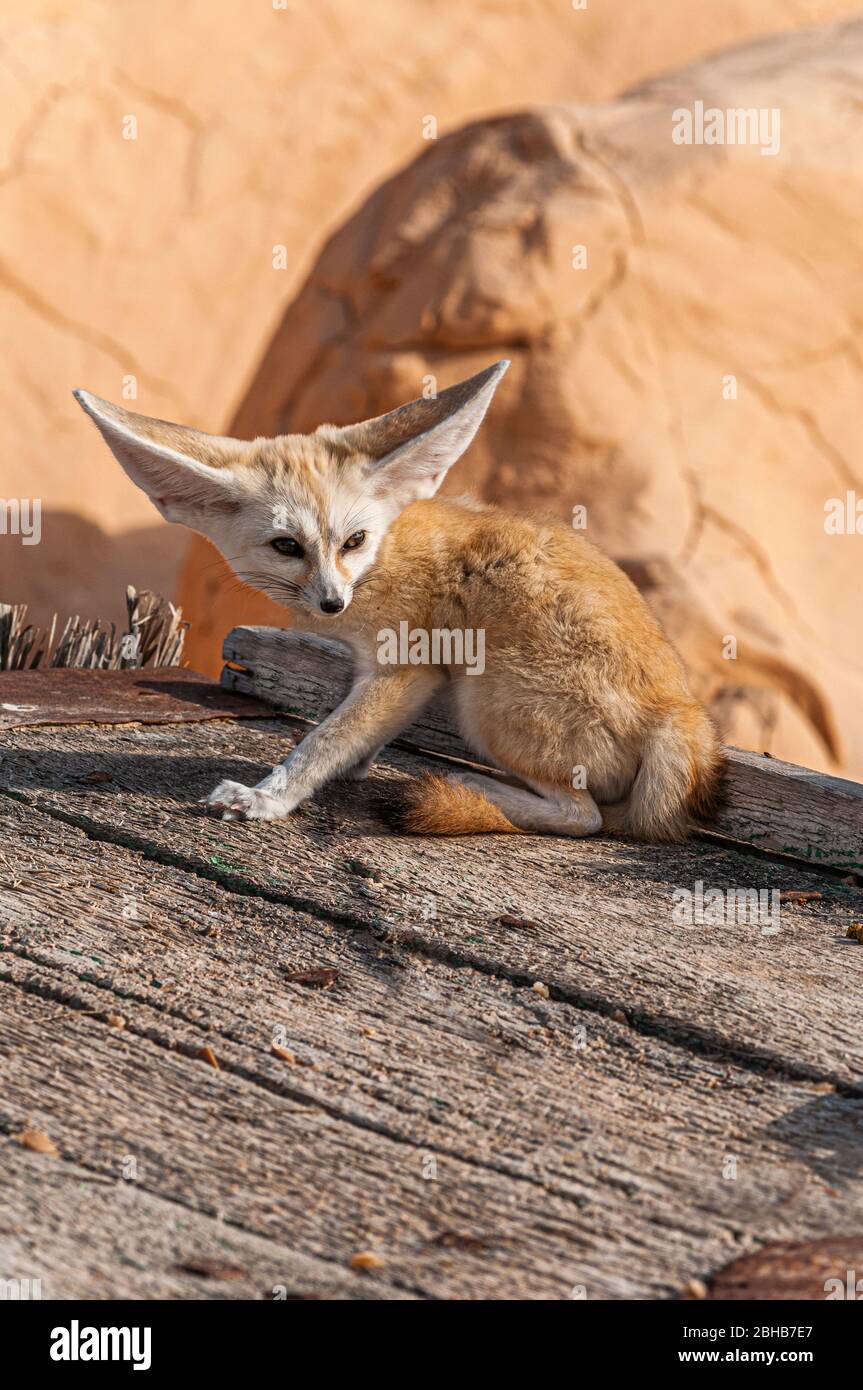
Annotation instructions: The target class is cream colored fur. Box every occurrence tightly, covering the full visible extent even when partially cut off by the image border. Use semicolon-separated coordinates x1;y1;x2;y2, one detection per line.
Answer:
74;362;723;839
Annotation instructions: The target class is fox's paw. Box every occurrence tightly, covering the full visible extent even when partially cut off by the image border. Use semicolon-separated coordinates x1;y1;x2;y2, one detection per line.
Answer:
204;780;291;822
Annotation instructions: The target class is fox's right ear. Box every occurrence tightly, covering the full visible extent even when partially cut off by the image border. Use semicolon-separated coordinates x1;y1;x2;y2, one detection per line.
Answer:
73;391;251;526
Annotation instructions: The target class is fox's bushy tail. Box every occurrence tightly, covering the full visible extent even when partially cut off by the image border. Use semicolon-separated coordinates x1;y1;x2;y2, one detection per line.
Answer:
600;704;725;842
381;772;523;836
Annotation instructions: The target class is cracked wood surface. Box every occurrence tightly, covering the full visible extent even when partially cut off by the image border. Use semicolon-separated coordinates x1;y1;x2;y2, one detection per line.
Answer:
0;1140;407;1301
221;627;863;875
3;717;863;1087
1;792;862;1300
0;666;273;729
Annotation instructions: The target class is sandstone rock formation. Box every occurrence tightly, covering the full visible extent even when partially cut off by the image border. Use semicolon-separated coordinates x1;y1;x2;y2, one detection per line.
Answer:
180;18;863;777
2;1;859;631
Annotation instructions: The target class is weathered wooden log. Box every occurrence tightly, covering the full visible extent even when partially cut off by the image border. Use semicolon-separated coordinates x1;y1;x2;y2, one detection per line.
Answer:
0;666;273;730
222;625;863;874
3;686;863;1296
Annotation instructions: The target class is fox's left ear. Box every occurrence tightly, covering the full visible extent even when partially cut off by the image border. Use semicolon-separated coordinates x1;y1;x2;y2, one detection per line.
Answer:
336;359;509;503
73;390;251;527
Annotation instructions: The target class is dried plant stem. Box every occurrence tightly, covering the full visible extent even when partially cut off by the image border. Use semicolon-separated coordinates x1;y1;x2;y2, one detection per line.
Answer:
0;588;188;671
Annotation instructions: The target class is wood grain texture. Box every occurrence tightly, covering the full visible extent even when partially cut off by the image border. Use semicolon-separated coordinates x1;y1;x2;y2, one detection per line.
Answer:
221;627;863;873
0;1138;405;1301
0;666;273;729
2;664;861;1301
1;795;861;1300
2;718;862;1092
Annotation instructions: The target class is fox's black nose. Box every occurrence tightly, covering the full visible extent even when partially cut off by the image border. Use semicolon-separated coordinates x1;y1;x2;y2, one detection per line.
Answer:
320;597;345;614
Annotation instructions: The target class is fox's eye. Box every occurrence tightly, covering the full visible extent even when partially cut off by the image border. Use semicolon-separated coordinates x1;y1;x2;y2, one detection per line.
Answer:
270;536;304;559
342;530;366;551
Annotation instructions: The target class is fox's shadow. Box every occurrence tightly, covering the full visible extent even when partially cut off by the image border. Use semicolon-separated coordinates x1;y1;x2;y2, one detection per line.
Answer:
0;745;851;905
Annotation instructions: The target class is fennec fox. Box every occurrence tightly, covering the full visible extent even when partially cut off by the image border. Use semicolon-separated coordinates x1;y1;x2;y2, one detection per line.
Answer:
74;362;723;840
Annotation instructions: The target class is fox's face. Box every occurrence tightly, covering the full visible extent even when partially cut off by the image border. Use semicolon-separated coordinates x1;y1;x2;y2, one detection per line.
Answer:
74;361;508;620
159;436;403;620
230;452;391;618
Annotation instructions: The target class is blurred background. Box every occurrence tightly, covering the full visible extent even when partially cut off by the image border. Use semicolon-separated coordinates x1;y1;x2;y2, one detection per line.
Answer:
2;0;861;775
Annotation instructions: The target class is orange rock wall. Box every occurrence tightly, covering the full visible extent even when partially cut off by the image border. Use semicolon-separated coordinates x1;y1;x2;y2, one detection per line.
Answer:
179;19;863;777
2;0;855;624
2;2;860;774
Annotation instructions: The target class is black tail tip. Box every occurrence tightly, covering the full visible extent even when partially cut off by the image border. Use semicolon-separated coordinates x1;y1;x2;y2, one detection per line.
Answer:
362;776;417;833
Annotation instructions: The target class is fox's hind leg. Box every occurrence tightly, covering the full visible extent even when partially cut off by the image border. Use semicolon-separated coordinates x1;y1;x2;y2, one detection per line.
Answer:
451;772;602;836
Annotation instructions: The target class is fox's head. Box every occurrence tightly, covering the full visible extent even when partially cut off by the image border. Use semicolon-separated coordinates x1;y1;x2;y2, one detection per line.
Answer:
74;361;508;619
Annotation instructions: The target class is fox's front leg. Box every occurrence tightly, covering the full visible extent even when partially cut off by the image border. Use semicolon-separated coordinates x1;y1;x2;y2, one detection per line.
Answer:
206;668;445;821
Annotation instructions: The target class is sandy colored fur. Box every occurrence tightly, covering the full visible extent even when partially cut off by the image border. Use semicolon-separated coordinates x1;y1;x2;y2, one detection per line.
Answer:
296;498;725;841
76;368;724;840
392;773;523;835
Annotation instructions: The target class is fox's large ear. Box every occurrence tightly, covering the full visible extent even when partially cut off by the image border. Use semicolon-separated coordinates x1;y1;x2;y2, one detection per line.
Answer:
336;360;509;502
73;391;251;526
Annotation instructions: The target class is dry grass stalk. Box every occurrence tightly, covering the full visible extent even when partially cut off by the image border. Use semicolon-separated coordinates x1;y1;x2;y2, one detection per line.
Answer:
0;586;187;671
